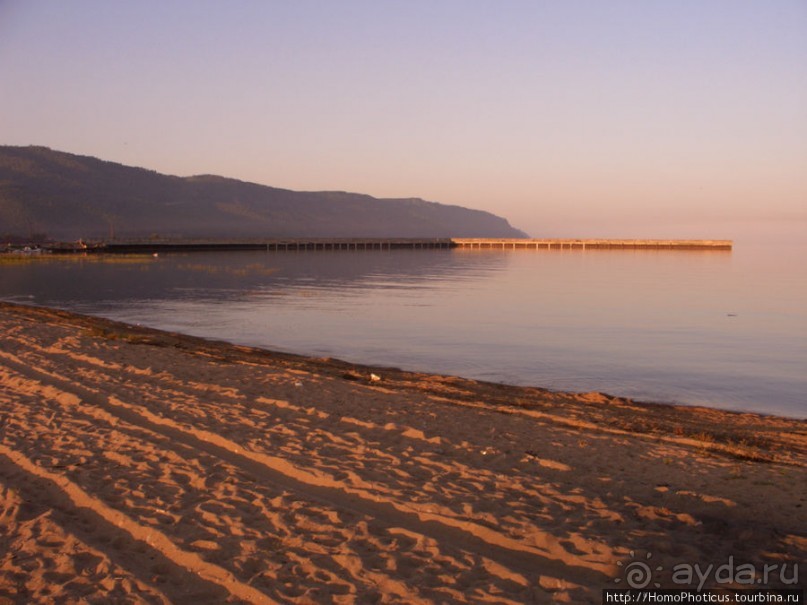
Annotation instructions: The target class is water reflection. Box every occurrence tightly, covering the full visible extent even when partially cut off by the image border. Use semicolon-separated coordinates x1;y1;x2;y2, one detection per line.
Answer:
0;249;507;304
1;247;804;417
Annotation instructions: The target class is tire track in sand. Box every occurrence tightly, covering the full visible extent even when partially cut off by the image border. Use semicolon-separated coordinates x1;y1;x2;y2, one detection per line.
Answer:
15;340;617;564
1;365;429;603
0;347;612;589
0;445;275;605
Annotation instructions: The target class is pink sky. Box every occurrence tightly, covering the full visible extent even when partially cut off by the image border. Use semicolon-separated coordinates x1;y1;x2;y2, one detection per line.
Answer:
1;1;805;241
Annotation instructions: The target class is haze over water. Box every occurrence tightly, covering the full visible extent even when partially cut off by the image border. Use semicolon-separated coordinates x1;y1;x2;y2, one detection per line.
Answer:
2;242;805;418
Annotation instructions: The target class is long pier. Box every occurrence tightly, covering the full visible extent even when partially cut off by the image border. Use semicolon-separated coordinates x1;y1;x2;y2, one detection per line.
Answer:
451;238;732;250
47;238;732;254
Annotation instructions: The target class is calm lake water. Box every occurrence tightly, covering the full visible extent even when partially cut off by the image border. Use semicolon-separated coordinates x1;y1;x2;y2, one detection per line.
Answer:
2;243;805;418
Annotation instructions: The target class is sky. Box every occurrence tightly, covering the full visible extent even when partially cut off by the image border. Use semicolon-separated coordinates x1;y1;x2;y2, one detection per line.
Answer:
1;0;805;240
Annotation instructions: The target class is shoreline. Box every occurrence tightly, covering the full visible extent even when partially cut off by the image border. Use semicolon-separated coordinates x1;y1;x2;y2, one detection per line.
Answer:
2;299;803;422
3;301;804;445
1;301;804;602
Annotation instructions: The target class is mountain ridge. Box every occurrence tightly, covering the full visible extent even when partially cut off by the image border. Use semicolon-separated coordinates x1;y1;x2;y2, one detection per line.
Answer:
0;146;528;241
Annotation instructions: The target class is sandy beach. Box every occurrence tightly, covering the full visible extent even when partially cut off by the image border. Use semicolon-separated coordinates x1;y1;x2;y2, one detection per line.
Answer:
0;301;804;603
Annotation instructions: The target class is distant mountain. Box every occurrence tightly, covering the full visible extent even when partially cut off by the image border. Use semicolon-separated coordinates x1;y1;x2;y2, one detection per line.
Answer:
0;146;527;241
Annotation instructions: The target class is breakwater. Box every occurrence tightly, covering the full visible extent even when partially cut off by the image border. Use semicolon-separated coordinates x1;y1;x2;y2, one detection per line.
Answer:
46;238;733;254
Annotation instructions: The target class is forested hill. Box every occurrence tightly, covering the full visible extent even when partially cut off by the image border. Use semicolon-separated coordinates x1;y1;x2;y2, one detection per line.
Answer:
0;146;527;241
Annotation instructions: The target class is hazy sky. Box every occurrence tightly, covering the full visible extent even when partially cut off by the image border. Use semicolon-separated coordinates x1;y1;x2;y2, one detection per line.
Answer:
1;1;805;239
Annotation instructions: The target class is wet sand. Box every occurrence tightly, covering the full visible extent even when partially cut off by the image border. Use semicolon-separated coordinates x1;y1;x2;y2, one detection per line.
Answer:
0;301;804;603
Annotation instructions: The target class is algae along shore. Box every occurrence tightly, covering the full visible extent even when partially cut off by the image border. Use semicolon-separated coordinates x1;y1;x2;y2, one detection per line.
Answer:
0;302;804;603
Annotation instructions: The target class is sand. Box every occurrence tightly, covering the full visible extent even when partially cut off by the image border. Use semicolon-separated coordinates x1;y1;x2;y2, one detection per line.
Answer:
0;301;804;604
